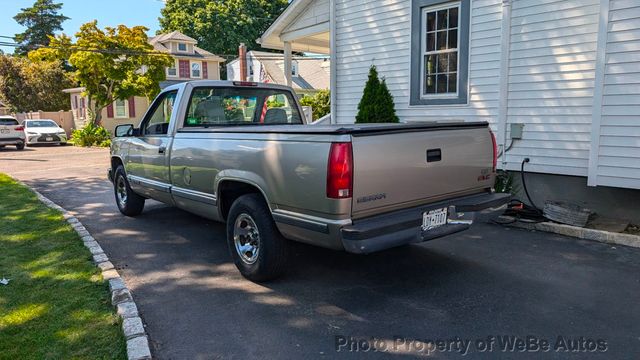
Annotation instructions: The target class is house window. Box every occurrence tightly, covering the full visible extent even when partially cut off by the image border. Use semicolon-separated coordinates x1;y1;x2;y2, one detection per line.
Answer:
411;0;469;105
115;99;128;118
167;60;177;77
177;43;187;52
422;4;459;96
191;61;201;78
292;61;299;77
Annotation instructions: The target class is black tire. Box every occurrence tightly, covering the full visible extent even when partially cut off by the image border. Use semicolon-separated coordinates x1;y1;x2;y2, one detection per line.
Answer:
16;143;25;150
113;166;145;217
226;194;289;282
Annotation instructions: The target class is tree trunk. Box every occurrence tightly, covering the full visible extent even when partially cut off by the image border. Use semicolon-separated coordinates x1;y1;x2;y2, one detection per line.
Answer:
94;109;103;126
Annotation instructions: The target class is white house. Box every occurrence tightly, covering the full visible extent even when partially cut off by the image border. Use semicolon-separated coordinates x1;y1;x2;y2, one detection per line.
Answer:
260;0;640;221
227;50;330;96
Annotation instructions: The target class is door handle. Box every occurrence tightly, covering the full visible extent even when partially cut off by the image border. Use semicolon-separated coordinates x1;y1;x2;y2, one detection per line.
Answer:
158;146;166;154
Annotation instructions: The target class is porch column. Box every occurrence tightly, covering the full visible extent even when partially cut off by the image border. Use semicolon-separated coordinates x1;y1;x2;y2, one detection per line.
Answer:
284;41;293;87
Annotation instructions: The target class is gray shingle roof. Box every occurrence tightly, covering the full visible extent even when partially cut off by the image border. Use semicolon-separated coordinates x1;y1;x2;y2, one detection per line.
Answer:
151;31;197;43
149;31;225;62
249;51;330;91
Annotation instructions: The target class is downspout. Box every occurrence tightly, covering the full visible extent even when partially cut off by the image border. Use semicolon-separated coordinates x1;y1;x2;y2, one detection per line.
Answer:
497;0;512;169
329;0;337;124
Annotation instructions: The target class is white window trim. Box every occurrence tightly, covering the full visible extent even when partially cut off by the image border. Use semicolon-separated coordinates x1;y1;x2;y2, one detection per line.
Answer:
190;60;202;79
114;99;129;119
166;59;178;77
420;2;461;100
177;42;188;52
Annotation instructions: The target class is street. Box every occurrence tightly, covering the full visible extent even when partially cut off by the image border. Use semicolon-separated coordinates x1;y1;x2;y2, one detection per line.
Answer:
1;145;639;359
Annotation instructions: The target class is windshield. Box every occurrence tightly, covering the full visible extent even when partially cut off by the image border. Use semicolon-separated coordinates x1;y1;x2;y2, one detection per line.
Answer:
26;120;58;128
184;87;303;127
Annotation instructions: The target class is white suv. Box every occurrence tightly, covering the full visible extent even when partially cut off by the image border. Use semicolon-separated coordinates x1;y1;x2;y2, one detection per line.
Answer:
0;116;26;150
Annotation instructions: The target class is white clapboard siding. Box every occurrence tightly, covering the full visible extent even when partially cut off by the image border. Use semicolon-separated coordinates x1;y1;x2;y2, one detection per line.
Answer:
504;0;600;176
334;0;503;125
331;0;640;188
596;0;640;189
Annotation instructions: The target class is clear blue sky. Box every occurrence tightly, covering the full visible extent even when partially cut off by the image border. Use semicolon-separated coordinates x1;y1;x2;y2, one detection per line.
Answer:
0;0;164;53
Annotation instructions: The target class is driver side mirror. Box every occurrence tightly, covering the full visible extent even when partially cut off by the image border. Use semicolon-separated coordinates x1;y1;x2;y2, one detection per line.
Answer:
115;124;137;137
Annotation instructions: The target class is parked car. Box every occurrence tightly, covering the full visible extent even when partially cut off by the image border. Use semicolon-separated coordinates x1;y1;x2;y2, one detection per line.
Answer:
23;119;67;146
0;116;26;150
109;80;510;281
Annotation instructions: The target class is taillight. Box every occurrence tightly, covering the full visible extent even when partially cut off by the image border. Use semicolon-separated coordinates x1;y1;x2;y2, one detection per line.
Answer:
490;130;498;172
15;126;24;131
327;142;353;199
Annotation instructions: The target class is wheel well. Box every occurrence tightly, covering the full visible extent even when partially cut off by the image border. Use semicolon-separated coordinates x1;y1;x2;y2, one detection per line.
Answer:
218;181;264;221
111;157;124;171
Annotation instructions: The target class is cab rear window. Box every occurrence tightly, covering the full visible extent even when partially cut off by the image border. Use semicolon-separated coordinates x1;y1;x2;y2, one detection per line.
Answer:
183;87;303;127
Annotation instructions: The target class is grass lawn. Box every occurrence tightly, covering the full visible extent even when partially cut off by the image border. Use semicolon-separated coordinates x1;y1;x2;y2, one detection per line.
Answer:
0;173;126;359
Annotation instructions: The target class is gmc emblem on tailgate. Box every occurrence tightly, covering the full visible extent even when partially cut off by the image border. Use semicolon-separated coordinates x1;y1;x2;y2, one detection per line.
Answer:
357;193;387;204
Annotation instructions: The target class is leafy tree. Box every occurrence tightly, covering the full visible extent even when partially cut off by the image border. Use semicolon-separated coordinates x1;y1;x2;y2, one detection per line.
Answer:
356;65;399;123
31;21;173;125
159;0;289;57
300;89;330;121
0;55;73;112
13;0;69;56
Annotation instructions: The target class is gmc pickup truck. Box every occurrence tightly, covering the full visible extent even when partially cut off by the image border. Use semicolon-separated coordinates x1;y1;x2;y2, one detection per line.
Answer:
109;81;509;281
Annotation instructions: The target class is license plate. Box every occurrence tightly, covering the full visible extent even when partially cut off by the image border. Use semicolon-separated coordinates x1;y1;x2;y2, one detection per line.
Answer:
46;137;53;141
422;208;448;231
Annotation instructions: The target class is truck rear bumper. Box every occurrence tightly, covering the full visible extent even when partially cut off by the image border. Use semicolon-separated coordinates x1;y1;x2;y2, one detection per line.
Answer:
340;192;510;254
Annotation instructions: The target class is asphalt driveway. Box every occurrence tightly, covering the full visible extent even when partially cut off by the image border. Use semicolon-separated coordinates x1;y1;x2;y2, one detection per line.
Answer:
2;145;640;359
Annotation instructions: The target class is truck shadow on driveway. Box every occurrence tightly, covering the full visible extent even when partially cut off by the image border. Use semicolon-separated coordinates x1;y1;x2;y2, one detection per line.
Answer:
20;175;640;359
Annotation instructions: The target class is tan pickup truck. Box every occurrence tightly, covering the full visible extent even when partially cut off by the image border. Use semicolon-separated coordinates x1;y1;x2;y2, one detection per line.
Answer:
109;81;509;281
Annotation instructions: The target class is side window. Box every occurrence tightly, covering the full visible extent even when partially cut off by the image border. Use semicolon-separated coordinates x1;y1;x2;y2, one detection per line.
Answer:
141;91;178;136
410;0;469;105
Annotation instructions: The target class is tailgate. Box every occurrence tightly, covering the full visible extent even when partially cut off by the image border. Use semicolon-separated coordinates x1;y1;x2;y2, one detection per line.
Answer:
351;125;494;218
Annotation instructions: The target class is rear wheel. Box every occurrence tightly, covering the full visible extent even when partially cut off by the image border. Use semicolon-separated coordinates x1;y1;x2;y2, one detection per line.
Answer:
226;194;289;282
16;143;25;150
113;166;145;217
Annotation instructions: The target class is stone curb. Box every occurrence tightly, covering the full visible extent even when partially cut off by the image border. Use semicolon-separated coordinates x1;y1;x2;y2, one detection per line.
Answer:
19;181;152;360
505;219;640;249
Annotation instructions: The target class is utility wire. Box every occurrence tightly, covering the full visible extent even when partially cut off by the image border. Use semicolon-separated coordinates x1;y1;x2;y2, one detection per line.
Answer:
0;41;329;60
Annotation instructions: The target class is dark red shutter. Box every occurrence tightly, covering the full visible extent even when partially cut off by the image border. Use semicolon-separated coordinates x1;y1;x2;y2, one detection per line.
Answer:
80;98;85;118
106;103;114;118
128;97;136;118
179;60;189;78
202;62;208;79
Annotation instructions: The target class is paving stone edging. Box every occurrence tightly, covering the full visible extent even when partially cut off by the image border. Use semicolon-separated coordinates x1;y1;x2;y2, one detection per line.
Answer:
505;218;640;249
20;182;151;360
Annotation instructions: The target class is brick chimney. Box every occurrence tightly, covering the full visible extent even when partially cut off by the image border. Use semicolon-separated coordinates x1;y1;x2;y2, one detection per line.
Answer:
239;43;247;81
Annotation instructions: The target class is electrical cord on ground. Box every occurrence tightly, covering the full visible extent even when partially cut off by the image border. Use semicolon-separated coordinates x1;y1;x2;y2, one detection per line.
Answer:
492;158;547;225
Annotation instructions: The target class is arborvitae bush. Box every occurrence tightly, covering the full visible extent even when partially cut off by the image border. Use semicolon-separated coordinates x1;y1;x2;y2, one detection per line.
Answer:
355;65;399;123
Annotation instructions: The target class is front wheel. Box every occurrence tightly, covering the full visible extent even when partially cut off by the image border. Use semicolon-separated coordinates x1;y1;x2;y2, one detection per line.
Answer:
226;194;289;282
113;166;145;217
